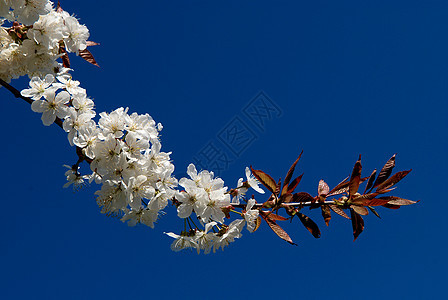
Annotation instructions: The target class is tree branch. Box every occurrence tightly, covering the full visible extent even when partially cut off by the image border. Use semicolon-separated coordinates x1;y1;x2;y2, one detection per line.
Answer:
0;77;64;129
231;200;336;209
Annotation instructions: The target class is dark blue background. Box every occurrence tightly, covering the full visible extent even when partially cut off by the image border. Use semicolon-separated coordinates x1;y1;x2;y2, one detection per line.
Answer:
1;0;447;299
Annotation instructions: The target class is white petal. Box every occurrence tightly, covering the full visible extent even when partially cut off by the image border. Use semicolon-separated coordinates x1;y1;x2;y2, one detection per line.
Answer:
21;88;37;99
246;198;256;210
44;74;55;86
164;232;180;239
31;100;47;113
245;167;251;179
187;163;197;179
204;221;217;233
253;184;265;194
41;111;56;126
55;91;71;104
177;204;193;218
29;77;42;89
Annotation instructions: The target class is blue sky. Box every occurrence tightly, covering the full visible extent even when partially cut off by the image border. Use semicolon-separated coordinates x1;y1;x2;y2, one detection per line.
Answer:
1;0;447;299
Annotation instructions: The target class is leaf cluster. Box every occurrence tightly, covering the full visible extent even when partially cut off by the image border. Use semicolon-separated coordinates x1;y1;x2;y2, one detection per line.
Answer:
249;153;417;244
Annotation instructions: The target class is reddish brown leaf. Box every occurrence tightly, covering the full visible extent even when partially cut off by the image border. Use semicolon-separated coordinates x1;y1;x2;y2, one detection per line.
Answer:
293;192;315;203
363;168;377;194
321;205;331;226
62;52;70;68
318;179;330;197
287;173;303;194
253;216;262;232
78;48;99;67
260;211;289;221
350;209;364;241
281;151;303;196
355;198;391;207
261;214;296;245
350;192;380;205
351;205;369;216
349;155;362;199
86;41;100;47
378;196;418;206
59;46;70;68
267;214;289;221
280;193;293;204
376;187;397;194
250;167;278;195
297;213;321;238
56;1;63;12
382;204;401;210
275;178;282;196
375;170;412;191
373;154;396;188
328;176;349;196
329;204;350;219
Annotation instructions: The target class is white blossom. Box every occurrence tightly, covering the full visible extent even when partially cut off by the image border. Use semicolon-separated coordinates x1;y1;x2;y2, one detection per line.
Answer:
31;89;70;126
231;178;248;205
12;0;53;25
127;175;155;210
165;232;198;253
243;198;259;232
245;167;265;194
63;165;89;189
21;74;56;100
98;107;128;139
54;74;85;95
213;219;244;252
194;221;217;254
73;123;99;159
59;11;89;53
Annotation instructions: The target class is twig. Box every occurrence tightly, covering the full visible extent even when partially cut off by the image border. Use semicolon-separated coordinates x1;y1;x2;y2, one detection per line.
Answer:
231;200;336;208
0;77;64;129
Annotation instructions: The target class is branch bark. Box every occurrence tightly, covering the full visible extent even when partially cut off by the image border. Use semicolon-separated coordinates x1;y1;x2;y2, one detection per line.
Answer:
231;200;336;208
0;77;63;129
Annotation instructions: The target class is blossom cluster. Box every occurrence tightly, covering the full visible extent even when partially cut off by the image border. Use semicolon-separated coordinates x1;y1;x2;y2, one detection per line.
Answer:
21;70;266;252
164;165;263;253
166;197;260;254
3;0;268;253
21;72;180;228
0;0;89;82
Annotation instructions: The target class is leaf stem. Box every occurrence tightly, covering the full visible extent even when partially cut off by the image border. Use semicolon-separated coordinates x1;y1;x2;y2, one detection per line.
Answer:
188;216;199;229
230;209;242;216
